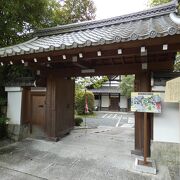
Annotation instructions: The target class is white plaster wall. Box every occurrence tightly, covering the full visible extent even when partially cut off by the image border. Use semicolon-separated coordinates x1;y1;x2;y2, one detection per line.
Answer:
152;86;165;92
101;96;109;107
5;87;22;125
120;96;127;108
154;93;180;143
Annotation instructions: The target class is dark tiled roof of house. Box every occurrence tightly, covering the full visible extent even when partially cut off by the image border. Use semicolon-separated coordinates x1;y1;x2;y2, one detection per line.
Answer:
0;1;179;58
90;86;120;94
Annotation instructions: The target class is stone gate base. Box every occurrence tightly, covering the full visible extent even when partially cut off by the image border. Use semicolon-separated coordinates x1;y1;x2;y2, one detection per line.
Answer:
7;124;29;141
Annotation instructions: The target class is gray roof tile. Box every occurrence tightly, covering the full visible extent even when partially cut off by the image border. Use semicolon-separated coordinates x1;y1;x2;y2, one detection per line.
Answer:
90;86;121;94
0;1;179;58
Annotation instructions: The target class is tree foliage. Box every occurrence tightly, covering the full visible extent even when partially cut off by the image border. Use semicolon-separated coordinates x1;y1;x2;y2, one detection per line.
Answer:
0;0;96;48
149;0;180;12
75;90;94;115
148;0;171;7
120;75;135;98
0;0;51;47
52;0;96;25
174;53;180;72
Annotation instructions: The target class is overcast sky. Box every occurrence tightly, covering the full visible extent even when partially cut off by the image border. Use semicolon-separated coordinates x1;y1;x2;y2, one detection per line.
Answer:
93;0;149;20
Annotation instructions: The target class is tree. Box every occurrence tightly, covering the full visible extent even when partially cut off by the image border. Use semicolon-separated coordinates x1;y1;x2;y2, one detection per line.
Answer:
148;0;171;6
120;75;135;98
174;53;180;72
0;0;96;48
75;76;109;114
0;0;52;47
50;0;96;26
149;0;180;12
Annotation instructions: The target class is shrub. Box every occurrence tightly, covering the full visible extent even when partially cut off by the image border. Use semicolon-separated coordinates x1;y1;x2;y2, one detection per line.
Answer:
75;117;83;126
0;97;7;106
75;90;94;115
0;116;9;125
0;116;9;138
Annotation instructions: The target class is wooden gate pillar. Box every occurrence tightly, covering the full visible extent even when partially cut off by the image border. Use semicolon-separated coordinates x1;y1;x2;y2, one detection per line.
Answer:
132;72;152;156
45;73;75;140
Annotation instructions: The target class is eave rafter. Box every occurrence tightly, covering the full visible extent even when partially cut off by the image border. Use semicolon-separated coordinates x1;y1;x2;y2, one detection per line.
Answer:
0;35;179;66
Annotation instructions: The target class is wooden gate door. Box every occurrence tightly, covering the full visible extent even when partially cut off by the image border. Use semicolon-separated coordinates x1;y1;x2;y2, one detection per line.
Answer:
31;95;46;128
46;75;75;138
109;97;119;111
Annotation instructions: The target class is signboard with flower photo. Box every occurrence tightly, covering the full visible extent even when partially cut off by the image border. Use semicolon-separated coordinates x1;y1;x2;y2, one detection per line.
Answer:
131;92;161;113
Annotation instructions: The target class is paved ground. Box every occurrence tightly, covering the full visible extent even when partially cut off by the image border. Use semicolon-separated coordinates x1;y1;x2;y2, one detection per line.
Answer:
0;126;170;180
83;111;134;128
0;138;13;148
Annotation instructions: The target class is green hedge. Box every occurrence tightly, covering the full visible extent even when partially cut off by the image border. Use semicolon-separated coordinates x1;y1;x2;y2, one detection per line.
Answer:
0;116;9;138
75;90;94;115
0;97;7;106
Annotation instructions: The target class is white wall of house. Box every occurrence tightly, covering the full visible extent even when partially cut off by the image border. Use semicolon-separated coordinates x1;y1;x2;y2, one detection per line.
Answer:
119;96;127;108
5;87;23;125
101;95;109;107
153;93;180;143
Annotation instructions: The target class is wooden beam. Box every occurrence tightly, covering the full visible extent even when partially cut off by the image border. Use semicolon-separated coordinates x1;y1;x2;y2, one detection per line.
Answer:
49;61;173;77
132;72;151;157
72;63;88;69
144;112;148;164
0;35;179;62
1;51;175;71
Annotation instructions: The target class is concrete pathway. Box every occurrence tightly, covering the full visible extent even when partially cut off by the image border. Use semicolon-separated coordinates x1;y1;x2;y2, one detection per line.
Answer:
0;127;170;180
0;138;13;148
83;111;134;128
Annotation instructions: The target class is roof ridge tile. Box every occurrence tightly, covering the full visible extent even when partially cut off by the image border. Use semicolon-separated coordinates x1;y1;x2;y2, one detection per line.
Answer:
34;1;177;37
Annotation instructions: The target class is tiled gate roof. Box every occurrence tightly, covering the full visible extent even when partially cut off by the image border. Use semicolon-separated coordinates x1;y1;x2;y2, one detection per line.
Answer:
0;1;179;58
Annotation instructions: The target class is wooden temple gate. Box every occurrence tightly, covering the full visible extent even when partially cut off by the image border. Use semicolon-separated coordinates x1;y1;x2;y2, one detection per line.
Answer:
0;1;180;156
